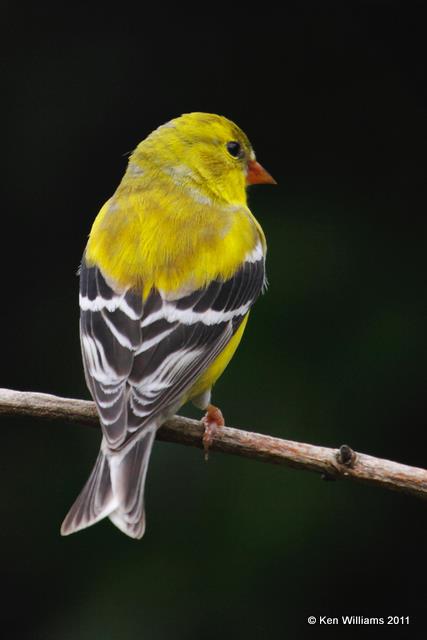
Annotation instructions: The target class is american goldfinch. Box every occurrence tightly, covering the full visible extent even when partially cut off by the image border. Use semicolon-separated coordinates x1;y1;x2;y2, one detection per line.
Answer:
61;112;275;539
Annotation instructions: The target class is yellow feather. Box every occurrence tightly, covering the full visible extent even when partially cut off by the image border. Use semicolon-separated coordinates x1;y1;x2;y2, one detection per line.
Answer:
85;112;266;295
185;314;249;403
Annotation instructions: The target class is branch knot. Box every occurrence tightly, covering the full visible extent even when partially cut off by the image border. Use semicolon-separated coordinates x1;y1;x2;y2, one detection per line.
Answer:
336;444;357;468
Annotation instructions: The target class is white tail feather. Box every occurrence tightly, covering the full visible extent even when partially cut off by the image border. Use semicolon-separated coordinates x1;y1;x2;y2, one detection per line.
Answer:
61;430;156;539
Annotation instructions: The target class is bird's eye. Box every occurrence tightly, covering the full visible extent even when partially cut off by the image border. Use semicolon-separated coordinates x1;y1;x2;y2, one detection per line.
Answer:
226;141;242;158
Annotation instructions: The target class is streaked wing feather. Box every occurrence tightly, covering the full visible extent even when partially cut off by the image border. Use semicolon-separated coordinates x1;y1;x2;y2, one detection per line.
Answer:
79;260;142;448
79;244;265;450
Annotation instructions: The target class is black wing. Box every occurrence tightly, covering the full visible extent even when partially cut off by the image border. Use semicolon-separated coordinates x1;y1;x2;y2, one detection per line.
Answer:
79;244;265;450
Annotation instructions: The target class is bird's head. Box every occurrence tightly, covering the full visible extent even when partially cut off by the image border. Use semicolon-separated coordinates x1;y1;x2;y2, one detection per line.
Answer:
131;112;276;205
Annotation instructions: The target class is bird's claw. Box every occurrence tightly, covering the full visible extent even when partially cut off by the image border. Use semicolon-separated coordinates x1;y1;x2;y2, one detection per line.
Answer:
202;404;225;461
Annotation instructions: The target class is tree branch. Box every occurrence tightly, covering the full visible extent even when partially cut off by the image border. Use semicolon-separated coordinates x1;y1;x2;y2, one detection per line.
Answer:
1;387;427;500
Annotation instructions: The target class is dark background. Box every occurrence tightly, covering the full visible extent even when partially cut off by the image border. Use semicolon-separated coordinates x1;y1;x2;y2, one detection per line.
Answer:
2;2;426;638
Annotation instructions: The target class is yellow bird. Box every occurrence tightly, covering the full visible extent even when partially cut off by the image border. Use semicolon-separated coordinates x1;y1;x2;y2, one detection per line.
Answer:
61;112;275;539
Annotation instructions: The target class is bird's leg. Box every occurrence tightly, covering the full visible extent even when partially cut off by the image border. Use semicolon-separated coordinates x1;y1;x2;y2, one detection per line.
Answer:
202;404;225;461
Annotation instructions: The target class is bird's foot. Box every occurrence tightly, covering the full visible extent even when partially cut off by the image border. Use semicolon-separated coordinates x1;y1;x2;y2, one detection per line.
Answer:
202;404;225;461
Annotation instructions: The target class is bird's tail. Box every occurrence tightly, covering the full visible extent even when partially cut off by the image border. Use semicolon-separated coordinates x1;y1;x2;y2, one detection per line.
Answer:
61;430;156;539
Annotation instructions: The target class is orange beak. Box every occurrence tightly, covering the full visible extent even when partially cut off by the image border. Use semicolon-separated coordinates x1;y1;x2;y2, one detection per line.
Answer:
246;159;277;185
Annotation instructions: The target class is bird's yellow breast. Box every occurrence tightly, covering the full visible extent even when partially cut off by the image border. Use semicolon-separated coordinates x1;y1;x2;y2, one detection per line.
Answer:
85;170;264;296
